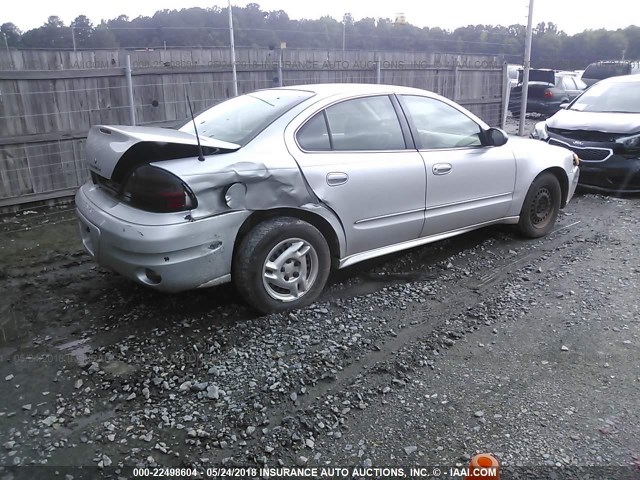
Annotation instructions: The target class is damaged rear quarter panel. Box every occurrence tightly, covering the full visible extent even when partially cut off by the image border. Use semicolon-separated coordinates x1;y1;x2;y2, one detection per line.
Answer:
156;136;318;219
146;92;347;256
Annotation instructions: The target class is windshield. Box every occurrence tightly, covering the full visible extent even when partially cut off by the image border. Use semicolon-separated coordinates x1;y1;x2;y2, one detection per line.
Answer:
179;89;314;146
569;81;640;113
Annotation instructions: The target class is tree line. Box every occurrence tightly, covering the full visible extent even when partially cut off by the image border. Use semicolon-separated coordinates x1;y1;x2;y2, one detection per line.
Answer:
1;4;639;70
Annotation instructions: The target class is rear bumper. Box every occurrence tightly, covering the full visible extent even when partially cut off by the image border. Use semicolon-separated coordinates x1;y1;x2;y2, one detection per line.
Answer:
527;99;562;114
75;183;250;292
510;99;562;114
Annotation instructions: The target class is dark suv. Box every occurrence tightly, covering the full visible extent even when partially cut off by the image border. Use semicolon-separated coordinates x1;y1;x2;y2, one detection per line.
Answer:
509;69;586;116
581;60;640;86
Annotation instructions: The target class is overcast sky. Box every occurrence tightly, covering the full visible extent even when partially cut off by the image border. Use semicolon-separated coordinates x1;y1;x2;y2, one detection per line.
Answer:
4;0;637;35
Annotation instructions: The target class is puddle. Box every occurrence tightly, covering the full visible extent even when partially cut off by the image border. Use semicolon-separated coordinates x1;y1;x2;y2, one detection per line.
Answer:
0;303;21;343
103;360;137;377
55;338;92;367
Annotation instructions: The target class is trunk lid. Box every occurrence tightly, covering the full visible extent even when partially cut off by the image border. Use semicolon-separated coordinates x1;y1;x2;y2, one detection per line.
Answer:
85;125;240;182
517;69;556;85
526;82;556;99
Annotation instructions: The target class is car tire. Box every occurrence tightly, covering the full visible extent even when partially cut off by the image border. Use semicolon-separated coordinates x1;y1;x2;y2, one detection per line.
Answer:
232;217;331;314
518;172;561;238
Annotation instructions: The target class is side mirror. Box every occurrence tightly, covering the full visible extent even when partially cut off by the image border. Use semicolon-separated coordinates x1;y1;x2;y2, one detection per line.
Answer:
559;103;570;110
486;127;508;147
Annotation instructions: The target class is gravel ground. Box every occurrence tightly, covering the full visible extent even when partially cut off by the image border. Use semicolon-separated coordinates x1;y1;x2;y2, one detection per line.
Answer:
1;156;639;478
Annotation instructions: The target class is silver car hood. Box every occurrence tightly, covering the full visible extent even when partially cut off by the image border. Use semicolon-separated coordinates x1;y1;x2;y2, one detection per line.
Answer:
547;109;640;134
85;125;240;180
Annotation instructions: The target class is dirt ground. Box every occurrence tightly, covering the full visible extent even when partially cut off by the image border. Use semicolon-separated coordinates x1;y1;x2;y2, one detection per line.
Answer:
1;120;639;479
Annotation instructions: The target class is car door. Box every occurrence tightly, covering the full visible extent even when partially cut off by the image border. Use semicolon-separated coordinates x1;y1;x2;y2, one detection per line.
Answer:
398;94;516;237
287;94;427;257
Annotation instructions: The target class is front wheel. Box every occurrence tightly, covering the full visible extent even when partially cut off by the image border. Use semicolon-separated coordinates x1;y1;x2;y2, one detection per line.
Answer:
518;172;561;238
232;217;331;313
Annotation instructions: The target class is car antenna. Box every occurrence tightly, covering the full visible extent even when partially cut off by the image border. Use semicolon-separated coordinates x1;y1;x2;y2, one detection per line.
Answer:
185;89;205;162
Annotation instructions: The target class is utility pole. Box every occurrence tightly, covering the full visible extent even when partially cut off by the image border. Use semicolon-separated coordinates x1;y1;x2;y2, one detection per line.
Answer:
2;32;14;70
518;0;534;136
228;0;238;96
71;26;77;52
125;55;136;126
342;14;349;51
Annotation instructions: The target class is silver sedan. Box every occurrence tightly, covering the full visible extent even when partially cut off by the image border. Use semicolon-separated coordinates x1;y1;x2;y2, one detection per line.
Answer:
76;84;580;313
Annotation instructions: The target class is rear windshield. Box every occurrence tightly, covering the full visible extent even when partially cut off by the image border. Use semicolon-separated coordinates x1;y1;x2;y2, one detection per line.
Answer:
180;89;314;146
583;62;631;80
569;81;640;113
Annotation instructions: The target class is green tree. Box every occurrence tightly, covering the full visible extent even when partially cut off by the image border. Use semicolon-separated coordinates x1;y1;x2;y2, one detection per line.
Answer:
71;15;94;48
1;22;21;47
623;25;640;59
2;3;637;70
21;16;73;48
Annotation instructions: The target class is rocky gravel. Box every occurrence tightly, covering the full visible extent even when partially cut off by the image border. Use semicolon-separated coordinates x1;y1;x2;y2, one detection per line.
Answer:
0;191;639;479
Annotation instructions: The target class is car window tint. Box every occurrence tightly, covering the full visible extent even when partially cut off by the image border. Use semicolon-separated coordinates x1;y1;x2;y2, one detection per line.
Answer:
401;95;482;149
324;96;406;151
297;112;331;150
179;89;313;146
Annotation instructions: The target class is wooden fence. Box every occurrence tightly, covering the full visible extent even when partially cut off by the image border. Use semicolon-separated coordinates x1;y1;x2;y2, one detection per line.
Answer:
0;48;506;207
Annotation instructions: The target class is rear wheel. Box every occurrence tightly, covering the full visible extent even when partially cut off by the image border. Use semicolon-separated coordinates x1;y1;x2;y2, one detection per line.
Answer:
518;172;561;238
232;217;331;313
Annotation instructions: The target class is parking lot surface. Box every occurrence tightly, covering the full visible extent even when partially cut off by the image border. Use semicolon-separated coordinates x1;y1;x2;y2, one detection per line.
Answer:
1;189;639;477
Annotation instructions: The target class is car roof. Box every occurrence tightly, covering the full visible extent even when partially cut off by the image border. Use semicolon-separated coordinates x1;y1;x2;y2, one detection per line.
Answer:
272;83;435;97
595;73;640;84
589;59;636;64
252;83;491;130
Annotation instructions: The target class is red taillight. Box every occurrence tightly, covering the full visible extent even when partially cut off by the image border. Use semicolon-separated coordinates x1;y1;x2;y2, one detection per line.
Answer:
160;191;188;211
543;89;554;99
122;165;197;213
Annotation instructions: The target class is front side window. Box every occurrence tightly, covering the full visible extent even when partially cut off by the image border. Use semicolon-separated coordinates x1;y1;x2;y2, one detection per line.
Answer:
401;95;483;149
180;89;313;146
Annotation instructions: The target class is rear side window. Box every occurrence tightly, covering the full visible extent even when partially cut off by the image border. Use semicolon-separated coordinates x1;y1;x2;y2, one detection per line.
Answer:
561;77;577;90
297;113;331;151
297;95;406;151
574;77;587;90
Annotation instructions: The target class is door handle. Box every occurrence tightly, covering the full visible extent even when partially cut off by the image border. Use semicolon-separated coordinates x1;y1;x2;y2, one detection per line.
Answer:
432;163;452;175
326;172;349;186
